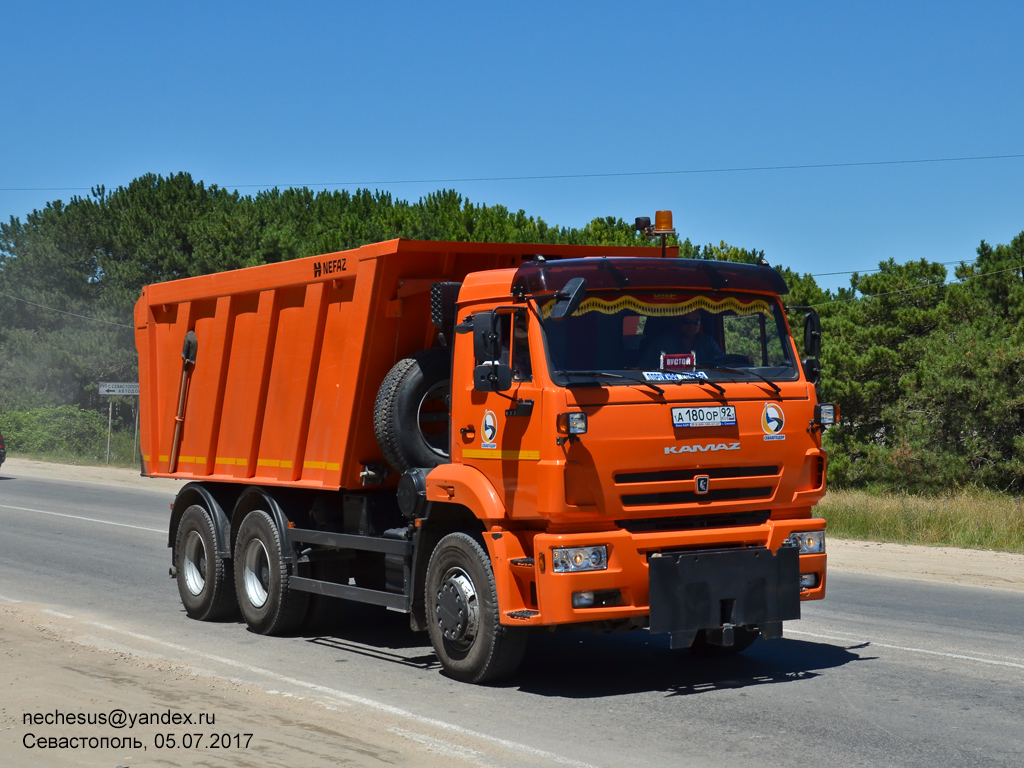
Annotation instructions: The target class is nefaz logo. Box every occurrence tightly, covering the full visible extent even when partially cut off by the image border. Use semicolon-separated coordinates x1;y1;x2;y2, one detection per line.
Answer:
313;258;347;278
665;442;740;454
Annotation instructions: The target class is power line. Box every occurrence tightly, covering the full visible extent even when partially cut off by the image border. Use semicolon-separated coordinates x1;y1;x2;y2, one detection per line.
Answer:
2;152;1023;193
812;258;977;278
811;263;1024;307
0;291;132;328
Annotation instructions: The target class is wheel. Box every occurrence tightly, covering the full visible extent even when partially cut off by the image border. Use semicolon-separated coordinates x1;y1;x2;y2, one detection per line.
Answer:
374;349;451;473
174;505;237;621
689;625;760;655
233;509;309;635
425;533;528;683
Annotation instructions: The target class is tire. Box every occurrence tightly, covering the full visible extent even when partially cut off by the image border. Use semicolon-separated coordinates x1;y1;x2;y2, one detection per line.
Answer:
425;533;528;684
374;349;451;473
233;509;309;635
174;505;237;621
689;625;760;655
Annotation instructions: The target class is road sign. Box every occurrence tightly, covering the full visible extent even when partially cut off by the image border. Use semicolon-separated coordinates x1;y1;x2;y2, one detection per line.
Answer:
99;382;139;396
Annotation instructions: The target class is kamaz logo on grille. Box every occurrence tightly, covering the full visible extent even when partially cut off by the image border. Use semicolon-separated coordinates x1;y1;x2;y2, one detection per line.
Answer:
664;442;740;454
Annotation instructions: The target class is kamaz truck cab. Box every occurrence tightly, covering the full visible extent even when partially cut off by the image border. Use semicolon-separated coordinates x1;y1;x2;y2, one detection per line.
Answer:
422;255;833;664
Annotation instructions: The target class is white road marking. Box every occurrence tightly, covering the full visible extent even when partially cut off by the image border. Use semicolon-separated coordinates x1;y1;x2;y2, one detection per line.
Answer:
388;727;489;763
0;504;163;533
788;628;1024;670
42;609;74;618
83;620;599;768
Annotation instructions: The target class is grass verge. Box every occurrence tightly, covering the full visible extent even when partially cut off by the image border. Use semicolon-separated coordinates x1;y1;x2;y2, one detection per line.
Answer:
820;488;1024;554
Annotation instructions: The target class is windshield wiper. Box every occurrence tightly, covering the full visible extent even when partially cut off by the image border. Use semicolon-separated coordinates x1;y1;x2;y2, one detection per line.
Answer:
555;370;665;396
701;365;782;396
622;367;727;396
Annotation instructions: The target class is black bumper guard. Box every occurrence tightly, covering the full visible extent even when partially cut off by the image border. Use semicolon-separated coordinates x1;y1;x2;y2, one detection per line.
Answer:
649;544;800;648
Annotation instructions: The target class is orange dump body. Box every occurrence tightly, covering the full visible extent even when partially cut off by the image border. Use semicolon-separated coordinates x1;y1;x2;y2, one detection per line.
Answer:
137;237;828;639
135;239;662;490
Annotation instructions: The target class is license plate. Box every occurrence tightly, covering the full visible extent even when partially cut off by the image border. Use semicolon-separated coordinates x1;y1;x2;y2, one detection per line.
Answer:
672;405;736;428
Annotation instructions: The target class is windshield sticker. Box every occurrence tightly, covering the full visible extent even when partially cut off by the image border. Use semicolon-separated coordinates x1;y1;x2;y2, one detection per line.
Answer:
661;352;696;371
761;403;785;440
643;370;708;381
481;410;498;449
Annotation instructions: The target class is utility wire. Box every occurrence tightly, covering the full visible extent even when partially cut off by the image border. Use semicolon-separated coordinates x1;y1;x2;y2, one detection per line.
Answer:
2;152;1023;192
812;258;977;278
810;263;1024;308
0;290;132;328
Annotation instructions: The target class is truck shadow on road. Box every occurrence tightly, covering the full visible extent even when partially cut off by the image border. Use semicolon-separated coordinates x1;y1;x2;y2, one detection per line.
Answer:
303;602;441;671
516;631;870;698
299;603;870;695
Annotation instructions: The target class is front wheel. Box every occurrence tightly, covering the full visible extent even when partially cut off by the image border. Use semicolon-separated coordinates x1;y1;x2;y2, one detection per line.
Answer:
174;505;236;621
425;533;527;684
233;509;308;635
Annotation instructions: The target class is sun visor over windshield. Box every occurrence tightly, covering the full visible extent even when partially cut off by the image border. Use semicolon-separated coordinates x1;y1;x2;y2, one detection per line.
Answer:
511;257;789;298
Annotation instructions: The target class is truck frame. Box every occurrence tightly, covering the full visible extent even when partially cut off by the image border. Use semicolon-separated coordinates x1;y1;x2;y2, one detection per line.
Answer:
136;235;835;683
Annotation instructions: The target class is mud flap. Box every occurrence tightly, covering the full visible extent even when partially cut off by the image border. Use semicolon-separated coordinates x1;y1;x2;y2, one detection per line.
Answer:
649;545;800;648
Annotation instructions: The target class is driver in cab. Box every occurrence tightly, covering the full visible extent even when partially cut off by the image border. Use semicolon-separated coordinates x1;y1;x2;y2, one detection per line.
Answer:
641;309;722;369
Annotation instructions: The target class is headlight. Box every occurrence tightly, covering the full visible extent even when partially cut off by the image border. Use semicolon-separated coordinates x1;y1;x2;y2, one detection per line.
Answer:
556;412;589;435
787;531;825;554
552;545;607;573
814;403;840;428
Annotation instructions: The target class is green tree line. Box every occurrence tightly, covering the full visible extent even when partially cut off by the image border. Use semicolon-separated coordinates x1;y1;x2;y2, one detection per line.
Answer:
1;172;1022;492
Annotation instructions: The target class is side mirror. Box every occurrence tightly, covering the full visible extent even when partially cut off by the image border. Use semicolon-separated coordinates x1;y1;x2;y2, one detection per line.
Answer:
803;310;822;359
549;277;586;321
801;356;821;389
473;311;502;362
474;363;513;392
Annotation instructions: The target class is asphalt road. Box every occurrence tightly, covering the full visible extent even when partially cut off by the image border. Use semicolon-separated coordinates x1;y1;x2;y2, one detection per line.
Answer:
1;470;1022;768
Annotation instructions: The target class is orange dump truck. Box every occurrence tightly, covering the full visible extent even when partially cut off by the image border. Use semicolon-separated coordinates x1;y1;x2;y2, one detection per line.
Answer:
136;229;837;683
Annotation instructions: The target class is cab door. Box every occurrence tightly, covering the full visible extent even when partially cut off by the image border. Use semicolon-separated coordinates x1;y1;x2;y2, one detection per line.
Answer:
453;308;544;517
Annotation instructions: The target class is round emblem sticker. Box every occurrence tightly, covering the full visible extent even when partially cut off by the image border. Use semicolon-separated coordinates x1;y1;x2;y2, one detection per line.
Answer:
481;410;498;447
761;403;785;435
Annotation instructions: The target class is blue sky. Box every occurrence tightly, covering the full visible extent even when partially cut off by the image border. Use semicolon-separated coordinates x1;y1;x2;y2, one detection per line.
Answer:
3;1;1022;292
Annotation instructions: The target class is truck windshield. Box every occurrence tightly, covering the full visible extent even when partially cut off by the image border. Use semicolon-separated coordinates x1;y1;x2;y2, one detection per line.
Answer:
537;290;798;386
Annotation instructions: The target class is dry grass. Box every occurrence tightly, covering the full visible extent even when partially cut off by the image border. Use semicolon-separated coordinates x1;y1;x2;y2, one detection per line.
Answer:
819;488;1024;553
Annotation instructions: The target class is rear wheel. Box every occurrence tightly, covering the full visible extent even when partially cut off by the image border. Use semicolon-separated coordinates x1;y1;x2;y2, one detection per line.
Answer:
174;505;236;621
425;533;527;683
234;509;308;634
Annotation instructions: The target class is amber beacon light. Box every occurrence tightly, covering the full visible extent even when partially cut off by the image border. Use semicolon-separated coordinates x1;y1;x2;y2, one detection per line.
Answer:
654;210;676;234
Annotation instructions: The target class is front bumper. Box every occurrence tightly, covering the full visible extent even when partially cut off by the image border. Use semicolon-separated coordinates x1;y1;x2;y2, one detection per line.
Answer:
501;519;826;627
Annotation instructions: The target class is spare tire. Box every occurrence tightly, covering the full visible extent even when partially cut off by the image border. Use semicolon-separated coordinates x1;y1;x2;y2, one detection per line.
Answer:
374;349;452;473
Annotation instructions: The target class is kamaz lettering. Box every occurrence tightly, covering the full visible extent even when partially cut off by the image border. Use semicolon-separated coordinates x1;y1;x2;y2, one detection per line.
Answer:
664;442;741;454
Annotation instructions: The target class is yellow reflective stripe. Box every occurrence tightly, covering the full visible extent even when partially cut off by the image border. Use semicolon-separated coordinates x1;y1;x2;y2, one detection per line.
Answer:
257;459;294;469
462;449;540;461
303;461;340;471
177;456;205;464
158;455;169;462
215;457;248;466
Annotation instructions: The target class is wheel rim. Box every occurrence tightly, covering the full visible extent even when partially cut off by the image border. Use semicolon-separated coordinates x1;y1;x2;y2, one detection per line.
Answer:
182;530;207;596
435;566;479;650
417;379;451;459
242;538;271;608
